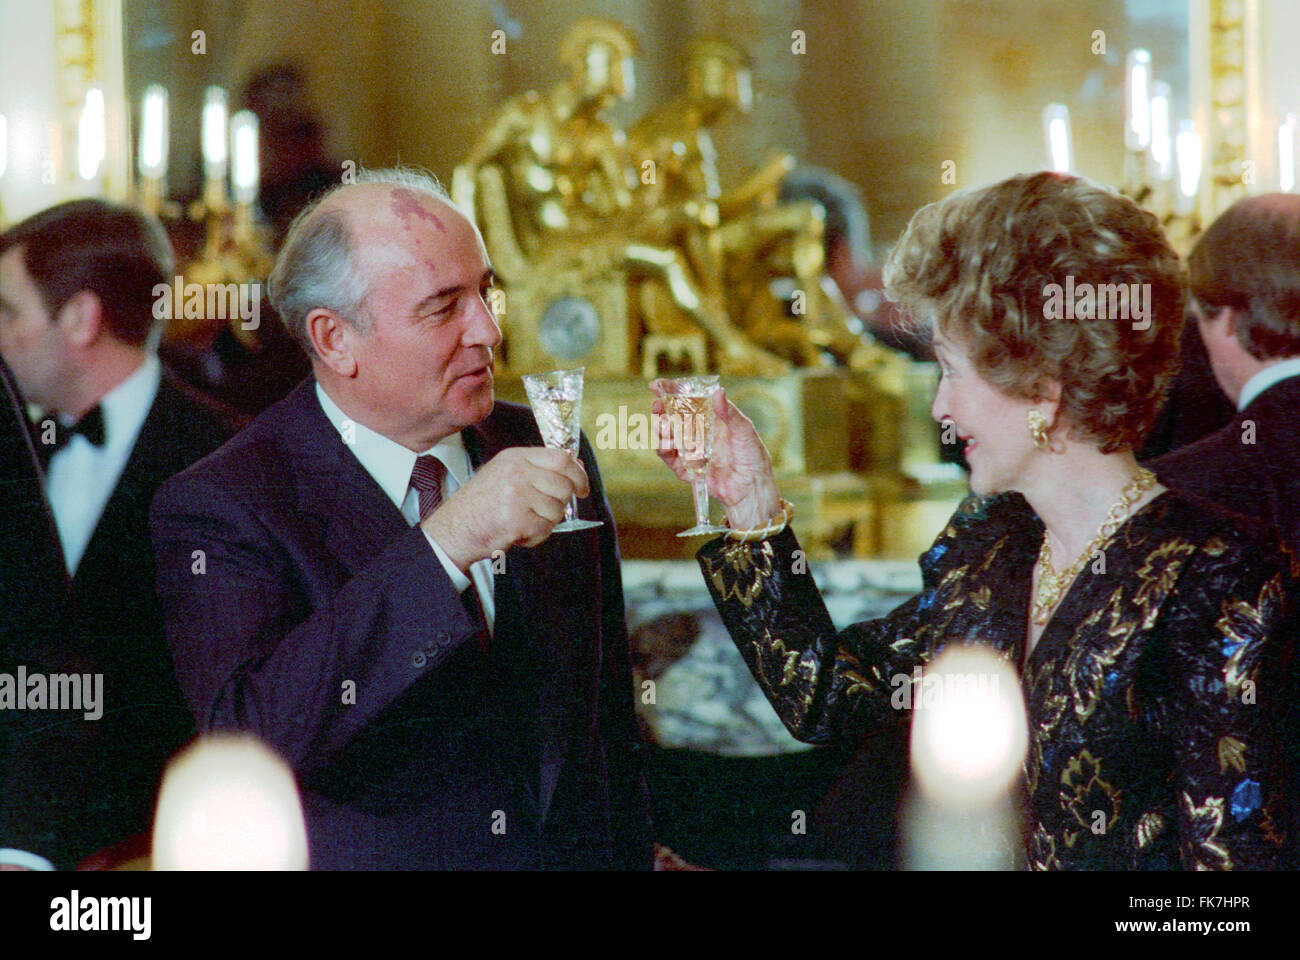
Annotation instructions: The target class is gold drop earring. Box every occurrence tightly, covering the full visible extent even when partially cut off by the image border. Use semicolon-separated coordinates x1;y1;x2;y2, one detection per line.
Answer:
1026;409;1051;451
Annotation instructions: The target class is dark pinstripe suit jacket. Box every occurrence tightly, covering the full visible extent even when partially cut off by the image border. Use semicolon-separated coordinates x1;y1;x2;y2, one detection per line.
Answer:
150;378;653;869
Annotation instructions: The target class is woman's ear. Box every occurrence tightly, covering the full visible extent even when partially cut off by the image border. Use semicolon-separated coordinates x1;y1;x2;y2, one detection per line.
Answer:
1033;381;1069;450
1037;380;1063;424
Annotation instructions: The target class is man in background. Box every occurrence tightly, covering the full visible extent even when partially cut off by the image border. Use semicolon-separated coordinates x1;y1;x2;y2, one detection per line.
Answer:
0;200;241;867
1149;193;1300;554
779;165;929;361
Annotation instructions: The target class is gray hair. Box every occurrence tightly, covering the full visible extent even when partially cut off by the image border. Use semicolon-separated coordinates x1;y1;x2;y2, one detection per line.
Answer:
267;165;449;357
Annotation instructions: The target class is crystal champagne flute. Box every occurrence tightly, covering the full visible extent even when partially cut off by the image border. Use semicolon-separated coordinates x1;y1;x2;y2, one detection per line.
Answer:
662;375;728;537
522;367;603;532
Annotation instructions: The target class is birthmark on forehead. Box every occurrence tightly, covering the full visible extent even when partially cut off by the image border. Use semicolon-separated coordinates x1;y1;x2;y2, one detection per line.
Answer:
390;187;446;233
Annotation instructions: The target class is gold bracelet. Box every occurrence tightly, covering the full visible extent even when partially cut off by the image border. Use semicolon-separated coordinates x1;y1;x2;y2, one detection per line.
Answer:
723;498;795;542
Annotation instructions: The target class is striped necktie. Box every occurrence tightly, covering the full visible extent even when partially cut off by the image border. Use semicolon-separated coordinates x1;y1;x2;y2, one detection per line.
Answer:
410;454;447;521
411;453;490;654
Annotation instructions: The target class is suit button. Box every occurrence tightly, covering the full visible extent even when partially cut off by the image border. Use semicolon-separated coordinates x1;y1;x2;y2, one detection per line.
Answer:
413;651;427;669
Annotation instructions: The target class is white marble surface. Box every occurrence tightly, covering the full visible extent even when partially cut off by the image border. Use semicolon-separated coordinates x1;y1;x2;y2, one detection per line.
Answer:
623;557;922;757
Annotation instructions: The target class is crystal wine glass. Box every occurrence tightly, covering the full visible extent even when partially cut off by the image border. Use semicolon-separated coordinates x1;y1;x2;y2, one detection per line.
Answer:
522;367;603;533
662;375;728;537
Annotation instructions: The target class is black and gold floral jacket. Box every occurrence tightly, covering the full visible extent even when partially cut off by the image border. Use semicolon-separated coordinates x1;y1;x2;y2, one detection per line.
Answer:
697;489;1297;870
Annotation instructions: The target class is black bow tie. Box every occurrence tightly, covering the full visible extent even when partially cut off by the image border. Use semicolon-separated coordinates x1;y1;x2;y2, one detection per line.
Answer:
32;405;106;469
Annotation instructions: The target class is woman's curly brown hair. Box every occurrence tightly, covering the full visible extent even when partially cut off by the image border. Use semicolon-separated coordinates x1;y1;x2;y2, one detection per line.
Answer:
883;172;1185;453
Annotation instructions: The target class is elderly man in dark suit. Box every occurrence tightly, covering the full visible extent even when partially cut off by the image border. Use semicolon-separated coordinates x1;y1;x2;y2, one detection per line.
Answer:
1149;194;1300;555
150;168;654;869
0;201;242;868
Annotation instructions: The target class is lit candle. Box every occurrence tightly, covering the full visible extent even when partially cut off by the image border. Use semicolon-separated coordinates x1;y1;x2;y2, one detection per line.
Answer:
230;109;259;205
1125;49;1152;152
77;87;106;182
201;86;229;184
138;85;168;181
44;118;62;185
1150;82;1172;180
1280;114;1296;193
1042;103;1072;173
903;645;1027;870
1175;119;1202;214
152;733;308;870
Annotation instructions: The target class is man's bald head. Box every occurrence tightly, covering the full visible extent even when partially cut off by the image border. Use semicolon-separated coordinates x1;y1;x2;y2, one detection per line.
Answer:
1190;192;1300;360
268;168;461;357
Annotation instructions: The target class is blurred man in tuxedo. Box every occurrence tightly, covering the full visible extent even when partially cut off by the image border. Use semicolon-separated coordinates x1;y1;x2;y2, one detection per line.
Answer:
1149;194;1300;554
0;357;77;870
150;168;654;869
0;201;242;867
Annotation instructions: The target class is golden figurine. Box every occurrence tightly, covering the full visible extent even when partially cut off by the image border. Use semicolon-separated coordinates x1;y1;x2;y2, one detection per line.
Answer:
627;40;872;368
452;18;787;377
455;18;954;559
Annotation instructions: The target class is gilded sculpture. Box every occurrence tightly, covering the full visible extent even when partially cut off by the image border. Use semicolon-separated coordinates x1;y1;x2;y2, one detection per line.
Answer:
452;18;786;377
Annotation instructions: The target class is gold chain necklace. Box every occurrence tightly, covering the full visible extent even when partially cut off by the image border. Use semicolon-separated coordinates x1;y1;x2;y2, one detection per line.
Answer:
1032;468;1157;626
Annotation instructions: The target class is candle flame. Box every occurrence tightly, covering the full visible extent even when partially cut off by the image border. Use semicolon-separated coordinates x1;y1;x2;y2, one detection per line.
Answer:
1043;103;1071;173
909;645;1027;808
1176;119;1201;199
78;88;106;181
202;86;229;173
231;110;260;205
1151;83;1172;179
1280;115;1296;193
139;86;168;179
152;733;308;870
1126;49;1152;151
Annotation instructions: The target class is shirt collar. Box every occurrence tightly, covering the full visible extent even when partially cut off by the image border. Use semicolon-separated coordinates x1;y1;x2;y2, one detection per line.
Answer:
1237;357;1300;411
78;353;160;451
314;381;470;511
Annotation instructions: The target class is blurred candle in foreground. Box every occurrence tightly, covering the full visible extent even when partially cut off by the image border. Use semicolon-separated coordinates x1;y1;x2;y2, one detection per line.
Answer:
903;645;1027;870
77;88;106;182
1042;103;1072;173
1150;82;1172;180
1280;115;1296;193
230;109;259;205
1175;119;1202;214
152;733;308;870
1125;49;1152;152
201;86;229;183
138;85;168;181
0;113;7;180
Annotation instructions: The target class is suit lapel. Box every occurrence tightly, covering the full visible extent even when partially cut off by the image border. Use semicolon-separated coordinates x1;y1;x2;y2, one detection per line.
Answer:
279;381;410;576
74;376;179;592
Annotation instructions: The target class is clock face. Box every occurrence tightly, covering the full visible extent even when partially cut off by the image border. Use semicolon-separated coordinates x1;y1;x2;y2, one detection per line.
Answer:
539;295;601;361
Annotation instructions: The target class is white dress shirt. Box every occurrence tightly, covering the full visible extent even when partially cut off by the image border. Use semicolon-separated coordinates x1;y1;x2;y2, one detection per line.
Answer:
314;382;495;632
45;354;161;576
1236;357;1300;411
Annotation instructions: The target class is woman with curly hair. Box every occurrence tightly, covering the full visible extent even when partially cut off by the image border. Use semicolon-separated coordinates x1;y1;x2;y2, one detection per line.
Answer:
652;171;1296;870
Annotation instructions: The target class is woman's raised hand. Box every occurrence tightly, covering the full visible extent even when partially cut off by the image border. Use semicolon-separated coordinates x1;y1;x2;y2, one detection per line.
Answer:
649;380;782;529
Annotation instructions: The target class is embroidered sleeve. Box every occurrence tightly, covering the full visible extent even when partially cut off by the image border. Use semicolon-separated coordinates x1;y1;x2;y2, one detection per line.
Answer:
693;488;1005;745
1164;541;1294;870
